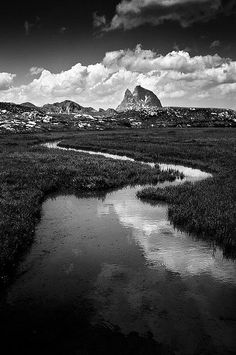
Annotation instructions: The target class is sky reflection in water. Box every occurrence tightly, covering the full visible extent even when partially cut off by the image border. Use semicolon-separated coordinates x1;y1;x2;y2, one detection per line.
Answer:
98;186;236;284
6;146;236;355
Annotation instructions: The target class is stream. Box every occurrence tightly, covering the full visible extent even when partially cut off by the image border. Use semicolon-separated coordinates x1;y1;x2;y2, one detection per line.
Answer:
1;142;235;355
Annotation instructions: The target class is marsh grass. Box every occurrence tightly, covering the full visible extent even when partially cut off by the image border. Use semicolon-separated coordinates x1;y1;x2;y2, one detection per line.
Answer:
0;139;180;286
58;128;236;256
0;128;235;285
137;177;236;256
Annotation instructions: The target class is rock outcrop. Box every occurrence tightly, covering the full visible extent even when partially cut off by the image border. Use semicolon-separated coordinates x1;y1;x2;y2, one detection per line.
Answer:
42;100;83;114
117;85;162;111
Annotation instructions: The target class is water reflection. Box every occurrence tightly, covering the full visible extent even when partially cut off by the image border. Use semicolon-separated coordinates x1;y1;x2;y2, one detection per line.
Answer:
4;187;236;355
3;143;235;355
100;186;236;284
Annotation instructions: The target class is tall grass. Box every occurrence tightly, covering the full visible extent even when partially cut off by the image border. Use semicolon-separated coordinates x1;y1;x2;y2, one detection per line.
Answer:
58;128;236;256
137;177;236;256
0;142;180;286
0;128;235;285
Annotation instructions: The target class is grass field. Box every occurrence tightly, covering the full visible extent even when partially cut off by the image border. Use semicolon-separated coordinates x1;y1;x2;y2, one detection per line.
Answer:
0;128;235;286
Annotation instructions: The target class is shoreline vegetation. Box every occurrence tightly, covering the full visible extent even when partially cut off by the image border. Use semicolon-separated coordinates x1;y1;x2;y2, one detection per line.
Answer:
0;127;235;287
0;133;181;287
58;128;236;257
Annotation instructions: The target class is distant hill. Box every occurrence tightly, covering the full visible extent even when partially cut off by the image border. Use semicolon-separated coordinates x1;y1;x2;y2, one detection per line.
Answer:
0;100;117;117
98;108;117;117
41;100;116;116
42;100;83;114
117;85;162;111
21;102;39;109
0;102;36;114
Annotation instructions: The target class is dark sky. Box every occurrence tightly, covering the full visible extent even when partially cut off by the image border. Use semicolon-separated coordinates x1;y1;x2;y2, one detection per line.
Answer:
1;0;235;81
0;0;236;108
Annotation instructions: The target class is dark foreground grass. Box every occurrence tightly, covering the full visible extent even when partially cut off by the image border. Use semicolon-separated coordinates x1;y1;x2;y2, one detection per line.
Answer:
58;128;236;256
0;136;180;286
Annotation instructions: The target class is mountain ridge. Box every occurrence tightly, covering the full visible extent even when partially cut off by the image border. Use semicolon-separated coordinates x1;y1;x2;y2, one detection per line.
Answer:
19;100;116;116
0;99;235;134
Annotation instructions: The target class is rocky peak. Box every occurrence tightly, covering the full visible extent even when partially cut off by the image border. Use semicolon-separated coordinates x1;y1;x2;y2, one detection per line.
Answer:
124;89;133;98
116;85;162;112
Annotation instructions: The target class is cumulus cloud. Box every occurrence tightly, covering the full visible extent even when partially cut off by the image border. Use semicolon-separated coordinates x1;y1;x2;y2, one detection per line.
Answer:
0;45;236;109
29;67;45;76
102;44;225;73
95;0;236;31
0;72;16;90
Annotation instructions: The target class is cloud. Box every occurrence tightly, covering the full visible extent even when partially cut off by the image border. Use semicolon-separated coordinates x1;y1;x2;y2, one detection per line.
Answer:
24;16;40;36
59;26;67;34
0;45;236;109
29;67;45;76
24;21;30;36
173;43;192;53
102;44;226;77
210;40;221;48
95;0;236;31
0;72;16;90
93;12;107;28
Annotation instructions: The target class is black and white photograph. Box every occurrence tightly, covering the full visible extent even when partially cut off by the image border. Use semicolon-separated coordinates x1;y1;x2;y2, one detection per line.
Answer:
0;1;236;354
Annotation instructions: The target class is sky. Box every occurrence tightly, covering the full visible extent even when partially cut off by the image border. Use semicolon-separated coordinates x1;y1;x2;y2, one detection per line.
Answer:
0;0;236;109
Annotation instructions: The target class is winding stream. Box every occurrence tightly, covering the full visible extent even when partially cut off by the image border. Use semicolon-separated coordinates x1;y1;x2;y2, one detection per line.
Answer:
43;141;211;181
2;142;236;355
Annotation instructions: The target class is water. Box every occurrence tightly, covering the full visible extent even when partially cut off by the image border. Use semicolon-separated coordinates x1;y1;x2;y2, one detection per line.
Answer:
43;141;211;182
1;143;235;355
